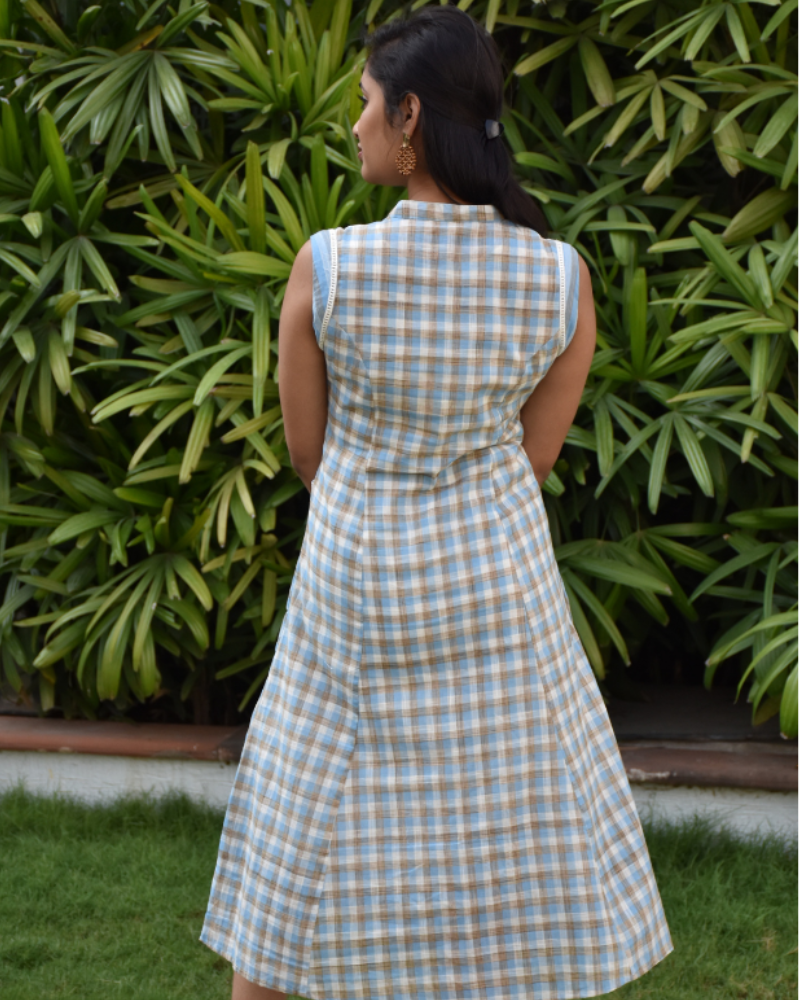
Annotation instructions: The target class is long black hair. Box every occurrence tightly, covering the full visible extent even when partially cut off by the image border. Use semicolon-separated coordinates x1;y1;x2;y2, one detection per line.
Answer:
362;5;548;236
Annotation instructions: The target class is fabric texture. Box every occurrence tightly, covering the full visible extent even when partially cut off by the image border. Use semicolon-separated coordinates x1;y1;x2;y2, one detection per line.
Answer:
201;199;674;1000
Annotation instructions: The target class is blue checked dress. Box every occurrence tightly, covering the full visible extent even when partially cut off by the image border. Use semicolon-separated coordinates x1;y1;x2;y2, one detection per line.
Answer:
201;199;674;999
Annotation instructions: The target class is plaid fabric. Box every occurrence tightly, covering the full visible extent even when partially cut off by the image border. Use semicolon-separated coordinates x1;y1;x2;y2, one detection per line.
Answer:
200;200;674;999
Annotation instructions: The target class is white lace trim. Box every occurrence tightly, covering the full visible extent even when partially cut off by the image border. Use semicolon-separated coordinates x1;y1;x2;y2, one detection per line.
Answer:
319;228;339;350
555;240;566;355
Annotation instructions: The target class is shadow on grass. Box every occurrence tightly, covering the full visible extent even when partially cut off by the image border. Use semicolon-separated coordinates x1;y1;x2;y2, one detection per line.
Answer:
0;786;796;1000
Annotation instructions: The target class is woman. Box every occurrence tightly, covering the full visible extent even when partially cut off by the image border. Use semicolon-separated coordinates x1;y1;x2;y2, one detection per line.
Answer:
201;7;674;999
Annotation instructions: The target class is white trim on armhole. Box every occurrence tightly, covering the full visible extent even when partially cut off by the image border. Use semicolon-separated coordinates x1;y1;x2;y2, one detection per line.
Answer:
319;228;339;351
555;240;566;355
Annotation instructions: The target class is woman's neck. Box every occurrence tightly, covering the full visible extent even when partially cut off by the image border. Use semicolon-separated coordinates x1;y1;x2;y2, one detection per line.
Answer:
404;174;469;205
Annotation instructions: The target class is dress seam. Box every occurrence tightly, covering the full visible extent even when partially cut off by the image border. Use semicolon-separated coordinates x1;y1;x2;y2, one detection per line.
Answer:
486;447;629;973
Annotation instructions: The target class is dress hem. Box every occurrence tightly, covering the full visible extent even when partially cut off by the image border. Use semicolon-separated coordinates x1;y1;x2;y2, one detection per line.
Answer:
199;927;675;1000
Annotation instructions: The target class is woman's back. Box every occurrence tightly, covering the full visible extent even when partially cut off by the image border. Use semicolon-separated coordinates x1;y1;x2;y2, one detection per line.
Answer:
311;199;580;480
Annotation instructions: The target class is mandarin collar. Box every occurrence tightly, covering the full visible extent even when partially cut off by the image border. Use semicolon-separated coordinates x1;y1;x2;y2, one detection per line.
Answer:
386;199;505;223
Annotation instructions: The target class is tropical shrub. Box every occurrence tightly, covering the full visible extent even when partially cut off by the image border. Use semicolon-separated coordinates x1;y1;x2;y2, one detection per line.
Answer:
0;0;796;738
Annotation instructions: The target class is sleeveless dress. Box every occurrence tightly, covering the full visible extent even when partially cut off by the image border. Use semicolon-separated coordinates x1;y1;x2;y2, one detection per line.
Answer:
200;199;674;1000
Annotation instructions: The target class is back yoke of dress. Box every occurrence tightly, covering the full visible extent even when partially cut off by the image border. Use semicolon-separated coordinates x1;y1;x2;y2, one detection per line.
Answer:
201;199;674;1000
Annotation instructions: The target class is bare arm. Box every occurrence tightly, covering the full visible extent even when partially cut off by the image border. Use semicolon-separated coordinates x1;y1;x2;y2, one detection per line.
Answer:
277;239;328;491
520;255;596;484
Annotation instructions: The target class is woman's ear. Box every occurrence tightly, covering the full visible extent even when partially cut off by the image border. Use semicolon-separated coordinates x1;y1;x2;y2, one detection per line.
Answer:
403;93;420;134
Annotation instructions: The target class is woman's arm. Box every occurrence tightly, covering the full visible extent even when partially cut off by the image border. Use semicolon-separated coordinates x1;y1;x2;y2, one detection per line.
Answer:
277;239;328;491
519;254;596;484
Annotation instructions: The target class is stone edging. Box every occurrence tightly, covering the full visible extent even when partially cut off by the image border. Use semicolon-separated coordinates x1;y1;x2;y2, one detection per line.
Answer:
616;740;796;793
0;717;247;762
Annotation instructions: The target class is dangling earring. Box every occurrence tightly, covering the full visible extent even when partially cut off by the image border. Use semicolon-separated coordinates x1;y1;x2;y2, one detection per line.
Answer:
395;132;416;176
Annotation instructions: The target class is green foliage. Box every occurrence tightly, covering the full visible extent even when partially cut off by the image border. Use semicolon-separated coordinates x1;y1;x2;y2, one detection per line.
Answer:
0;0;796;736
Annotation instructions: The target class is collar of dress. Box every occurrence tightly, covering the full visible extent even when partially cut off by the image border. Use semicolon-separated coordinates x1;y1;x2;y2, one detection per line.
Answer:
386;200;505;223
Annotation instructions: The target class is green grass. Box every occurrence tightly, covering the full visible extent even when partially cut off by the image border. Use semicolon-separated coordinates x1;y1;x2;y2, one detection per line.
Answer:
0;788;796;1000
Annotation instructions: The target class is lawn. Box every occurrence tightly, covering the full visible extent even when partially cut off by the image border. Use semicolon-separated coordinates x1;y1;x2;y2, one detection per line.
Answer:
0;788;796;1000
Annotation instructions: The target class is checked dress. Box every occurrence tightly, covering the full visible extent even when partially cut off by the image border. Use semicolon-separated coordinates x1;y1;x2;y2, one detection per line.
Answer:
200;199;674;1000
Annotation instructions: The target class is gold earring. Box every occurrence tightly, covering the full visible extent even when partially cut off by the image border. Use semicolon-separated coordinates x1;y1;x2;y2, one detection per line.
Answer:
395;132;416;176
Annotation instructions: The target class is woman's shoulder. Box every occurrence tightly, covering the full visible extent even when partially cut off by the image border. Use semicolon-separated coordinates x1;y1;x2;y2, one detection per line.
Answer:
487;222;579;271
310;217;385;242
309;219;392;271
327;217;399;255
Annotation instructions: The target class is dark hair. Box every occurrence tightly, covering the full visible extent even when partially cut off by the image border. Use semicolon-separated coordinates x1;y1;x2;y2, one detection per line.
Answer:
362;5;548;236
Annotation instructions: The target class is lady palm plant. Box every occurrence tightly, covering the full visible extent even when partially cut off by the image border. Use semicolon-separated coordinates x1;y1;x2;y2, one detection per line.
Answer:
0;0;795;737
0;0;376;719
492;0;797;736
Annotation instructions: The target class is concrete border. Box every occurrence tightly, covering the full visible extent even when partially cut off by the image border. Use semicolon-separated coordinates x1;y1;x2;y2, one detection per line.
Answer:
0;750;237;809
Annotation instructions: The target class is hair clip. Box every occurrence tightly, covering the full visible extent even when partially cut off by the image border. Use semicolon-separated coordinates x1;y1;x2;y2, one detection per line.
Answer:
484;119;504;140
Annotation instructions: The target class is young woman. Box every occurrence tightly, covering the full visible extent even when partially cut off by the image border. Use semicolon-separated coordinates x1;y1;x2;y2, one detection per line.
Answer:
202;7;674;999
